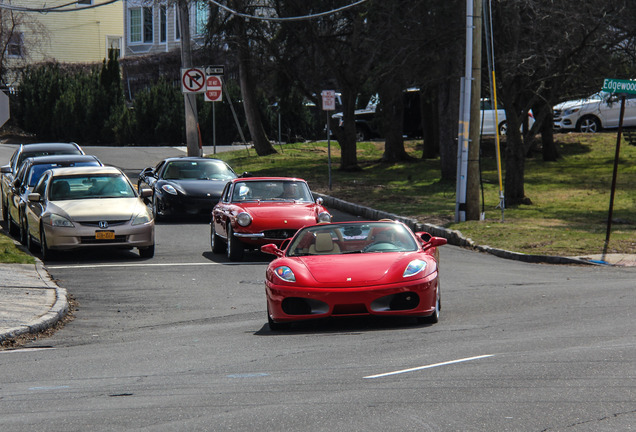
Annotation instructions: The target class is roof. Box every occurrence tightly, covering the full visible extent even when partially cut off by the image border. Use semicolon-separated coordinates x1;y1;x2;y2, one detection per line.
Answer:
48;166;123;177
21;154;101;166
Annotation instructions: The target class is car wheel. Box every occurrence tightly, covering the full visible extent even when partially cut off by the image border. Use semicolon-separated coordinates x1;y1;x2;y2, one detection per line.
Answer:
152;193;161;221
19;212;28;245
210;222;224;254
268;306;291;331
355;127;369;142
499;121;508;136
138;244;155;258
40;227;58;261
577;116;601;133
226;224;244;261
418;285;440;325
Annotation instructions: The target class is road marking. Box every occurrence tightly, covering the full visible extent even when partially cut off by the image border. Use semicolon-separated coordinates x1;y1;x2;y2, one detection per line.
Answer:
363;354;495;379
46;261;265;270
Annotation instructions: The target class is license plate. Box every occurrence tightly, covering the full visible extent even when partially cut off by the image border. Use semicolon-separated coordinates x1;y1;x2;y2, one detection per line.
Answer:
95;231;115;240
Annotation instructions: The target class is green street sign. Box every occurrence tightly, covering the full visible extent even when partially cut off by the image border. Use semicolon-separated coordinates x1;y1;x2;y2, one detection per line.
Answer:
602;78;636;94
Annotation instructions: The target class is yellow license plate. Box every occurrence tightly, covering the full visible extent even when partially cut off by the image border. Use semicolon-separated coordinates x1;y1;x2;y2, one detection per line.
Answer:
95;231;115;240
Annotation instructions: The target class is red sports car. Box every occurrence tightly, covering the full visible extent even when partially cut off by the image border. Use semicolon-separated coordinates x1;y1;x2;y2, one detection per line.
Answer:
211;177;332;261
260;220;447;330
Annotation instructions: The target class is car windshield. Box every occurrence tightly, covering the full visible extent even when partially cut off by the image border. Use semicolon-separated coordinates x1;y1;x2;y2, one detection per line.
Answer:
17;149;80;168
27;162;100;187
287;222;418;256
231;180;313;202
49;174;136;200
162;160;235;181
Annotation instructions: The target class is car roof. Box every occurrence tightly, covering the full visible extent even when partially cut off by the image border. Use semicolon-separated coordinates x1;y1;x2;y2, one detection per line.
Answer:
22;154;101;165
18;142;82;152
48;166;123;177
162;156;226;163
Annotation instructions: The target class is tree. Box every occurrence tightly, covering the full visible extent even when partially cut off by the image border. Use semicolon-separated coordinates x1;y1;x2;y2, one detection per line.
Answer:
0;8;47;87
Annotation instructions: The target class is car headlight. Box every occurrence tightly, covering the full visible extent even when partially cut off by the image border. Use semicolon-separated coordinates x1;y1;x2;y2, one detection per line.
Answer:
274;266;296;282
161;184;178;195
237;212;252;227
317;211;332;223
403;259;426;277
564;108;580;115
132;211;152;226
50;213;74;227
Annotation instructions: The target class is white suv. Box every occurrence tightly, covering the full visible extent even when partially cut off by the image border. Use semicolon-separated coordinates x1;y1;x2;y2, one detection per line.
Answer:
553;91;636;133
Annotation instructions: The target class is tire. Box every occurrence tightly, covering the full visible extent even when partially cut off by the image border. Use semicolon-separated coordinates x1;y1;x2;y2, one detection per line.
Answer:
418;284;440;325
355;127;369;142
268;306;291;331
19;212;28;245
210;222;224;254
139;244;155;258
226;224;244;261
499;121;508;136
152;193;161;221
577;116;601;133
40;227;58;261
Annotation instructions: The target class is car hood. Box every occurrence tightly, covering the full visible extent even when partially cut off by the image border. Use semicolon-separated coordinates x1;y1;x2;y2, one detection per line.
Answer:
50;198;148;221
554;95;601;110
163;179;228;197
295;252;432;284
241;202;323;227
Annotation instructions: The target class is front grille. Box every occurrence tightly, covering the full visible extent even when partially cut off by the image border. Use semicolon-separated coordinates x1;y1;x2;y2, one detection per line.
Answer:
263;229;298;240
80;220;128;227
80;235;127;244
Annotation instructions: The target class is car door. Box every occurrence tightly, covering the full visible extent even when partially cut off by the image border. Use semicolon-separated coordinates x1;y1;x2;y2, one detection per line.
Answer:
25;171;51;242
213;182;234;239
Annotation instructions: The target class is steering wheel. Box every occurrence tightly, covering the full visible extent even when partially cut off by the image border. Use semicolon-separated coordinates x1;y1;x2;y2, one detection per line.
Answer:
362;242;399;252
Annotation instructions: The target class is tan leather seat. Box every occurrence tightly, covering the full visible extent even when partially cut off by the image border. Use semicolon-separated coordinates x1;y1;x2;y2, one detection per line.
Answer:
308;232;341;254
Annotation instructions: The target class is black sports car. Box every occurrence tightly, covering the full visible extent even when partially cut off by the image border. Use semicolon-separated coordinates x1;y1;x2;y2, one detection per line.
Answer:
138;157;237;220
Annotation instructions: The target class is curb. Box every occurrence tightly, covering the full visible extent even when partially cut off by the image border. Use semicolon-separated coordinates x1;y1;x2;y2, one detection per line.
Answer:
316;193;594;266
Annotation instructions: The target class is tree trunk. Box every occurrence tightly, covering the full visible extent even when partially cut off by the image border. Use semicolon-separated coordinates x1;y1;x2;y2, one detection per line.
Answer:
437;79;459;181
379;81;412;162
335;89;360;171
236;19;276;156
535;102;559;161
420;91;438;159
503;110;530;205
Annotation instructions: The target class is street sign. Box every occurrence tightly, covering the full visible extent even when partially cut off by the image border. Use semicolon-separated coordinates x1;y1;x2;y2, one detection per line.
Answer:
321;90;336;111
0;91;9;127
205;65;224;76
181;67;206;93
205;76;223;102
602;78;636;95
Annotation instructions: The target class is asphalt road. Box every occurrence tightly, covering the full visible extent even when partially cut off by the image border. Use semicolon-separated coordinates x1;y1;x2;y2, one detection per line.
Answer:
0;144;634;431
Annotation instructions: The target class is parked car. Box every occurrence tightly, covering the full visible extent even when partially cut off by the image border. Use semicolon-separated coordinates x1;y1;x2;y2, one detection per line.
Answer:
260;220;447;330
138;157;237;220
480;99;535;136
24;166;154;260
211;177;332;261
553;91;636;133
1;142;84;221
5;154;103;244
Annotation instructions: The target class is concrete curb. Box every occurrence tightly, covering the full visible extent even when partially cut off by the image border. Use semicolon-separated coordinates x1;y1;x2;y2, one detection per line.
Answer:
316;193;594;266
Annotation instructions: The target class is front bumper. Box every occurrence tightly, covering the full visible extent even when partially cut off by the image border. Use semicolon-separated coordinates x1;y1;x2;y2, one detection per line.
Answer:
43;221;154;251
266;273;439;324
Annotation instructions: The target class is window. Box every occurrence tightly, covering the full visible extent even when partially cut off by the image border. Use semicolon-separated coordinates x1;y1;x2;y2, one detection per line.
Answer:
129;7;153;44
107;36;121;59
194;1;209;35
7;32;23;58
77;0;93;4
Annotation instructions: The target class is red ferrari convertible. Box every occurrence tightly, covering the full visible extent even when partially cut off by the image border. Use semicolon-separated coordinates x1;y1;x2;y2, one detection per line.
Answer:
211;177;331;261
261;220;447;330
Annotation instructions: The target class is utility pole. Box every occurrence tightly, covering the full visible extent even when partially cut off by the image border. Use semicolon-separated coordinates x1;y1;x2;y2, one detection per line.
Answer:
466;0;482;220
178;0;201;157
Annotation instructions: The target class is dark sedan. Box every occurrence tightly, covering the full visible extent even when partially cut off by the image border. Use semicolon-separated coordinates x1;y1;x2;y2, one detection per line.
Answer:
138;157;237;220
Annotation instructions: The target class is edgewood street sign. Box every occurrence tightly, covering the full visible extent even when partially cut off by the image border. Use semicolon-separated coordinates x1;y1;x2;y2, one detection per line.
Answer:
602;78;636;94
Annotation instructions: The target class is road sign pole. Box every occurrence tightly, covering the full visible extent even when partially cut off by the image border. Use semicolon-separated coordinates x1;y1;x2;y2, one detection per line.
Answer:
212;102;216;155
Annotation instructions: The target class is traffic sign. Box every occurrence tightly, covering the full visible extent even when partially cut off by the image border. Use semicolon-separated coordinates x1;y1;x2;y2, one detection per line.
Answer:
181;67;205;93
321;90;336;111
205;65;224;76
602;78;636;95
0;91;9;127
205;76;223;102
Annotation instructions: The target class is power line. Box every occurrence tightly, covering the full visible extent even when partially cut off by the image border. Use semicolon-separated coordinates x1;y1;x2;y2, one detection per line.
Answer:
208;0;369;22
0;0;120;13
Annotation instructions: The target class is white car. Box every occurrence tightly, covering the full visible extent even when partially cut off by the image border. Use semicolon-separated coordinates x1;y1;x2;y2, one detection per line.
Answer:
480;99;535;136
553;91;636;133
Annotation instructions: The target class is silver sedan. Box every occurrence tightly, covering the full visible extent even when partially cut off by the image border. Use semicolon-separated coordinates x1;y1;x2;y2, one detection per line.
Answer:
24;166;155;260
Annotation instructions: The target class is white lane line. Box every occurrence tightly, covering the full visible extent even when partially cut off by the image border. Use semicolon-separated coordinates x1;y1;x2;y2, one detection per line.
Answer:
46;261;265;269
363;354;495;379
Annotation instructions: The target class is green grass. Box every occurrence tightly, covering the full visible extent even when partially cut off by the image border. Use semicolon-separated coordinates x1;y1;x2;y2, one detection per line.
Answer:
215;133;636;257
0;233;35;264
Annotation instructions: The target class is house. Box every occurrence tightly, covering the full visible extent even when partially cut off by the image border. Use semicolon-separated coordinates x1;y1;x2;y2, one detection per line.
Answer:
3;0;124;85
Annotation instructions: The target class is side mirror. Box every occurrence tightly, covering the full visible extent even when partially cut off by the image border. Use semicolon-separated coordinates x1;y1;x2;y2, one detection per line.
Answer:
1;165;12;174
261;243;284;257
139;188;152;198
240;171;253;178
27;192;42;203
422;236;447;251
